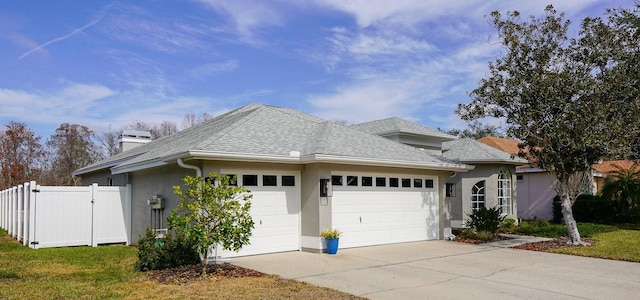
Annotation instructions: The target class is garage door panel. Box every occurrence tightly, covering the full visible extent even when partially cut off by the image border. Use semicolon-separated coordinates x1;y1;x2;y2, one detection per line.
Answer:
217;172;300;258
332;189;438;248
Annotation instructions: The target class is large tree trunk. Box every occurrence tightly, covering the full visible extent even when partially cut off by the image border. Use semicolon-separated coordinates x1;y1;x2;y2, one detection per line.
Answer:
560;191;582;245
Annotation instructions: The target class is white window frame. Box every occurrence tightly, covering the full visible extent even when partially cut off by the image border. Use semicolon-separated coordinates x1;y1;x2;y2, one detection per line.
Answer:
498;168;512;215
471;180;485;209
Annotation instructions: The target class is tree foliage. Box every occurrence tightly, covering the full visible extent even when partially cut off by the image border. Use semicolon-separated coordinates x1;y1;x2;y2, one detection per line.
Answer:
441;120;505;139
0;122;46;190
168;173;254;276
600;162;640;217
46;123;104;186
457;5;640;244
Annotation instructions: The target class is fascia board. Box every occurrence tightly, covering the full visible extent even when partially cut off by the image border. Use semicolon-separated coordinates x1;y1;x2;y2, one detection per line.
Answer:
72;155;145;176
165;151;473;172
459;159;529;165
111;160;167;175
164;151;303;164
307;154;474;172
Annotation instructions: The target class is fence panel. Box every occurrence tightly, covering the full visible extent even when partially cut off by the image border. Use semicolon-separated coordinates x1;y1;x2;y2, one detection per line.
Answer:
32;186;93;248
93;185;131;246
0;183;130;249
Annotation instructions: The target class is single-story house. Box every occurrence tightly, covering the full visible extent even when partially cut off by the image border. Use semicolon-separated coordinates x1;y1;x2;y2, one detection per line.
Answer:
478;136;636;220
74;104;520;257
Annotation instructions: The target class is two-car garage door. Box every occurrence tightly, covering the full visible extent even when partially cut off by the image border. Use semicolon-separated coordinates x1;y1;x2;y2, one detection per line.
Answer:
217;171;300;258
331;174;439;248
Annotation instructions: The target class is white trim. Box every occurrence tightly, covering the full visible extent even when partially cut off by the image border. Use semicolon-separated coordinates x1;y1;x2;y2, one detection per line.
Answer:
309;154;473;171
111;160;167;175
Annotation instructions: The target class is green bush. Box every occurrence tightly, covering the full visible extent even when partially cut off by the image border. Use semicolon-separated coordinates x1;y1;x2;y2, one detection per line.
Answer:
475;231;496;241
515;221;538;235
554;194;640;224
499;218;517;233
456;228;477;239
135;228;199;272
465;206;506;234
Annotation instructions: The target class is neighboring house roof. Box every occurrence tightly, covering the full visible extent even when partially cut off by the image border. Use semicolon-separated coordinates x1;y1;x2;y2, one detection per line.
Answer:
442;138;528;165
476;136;521;156
74;104;472;176
351;117;457;141
592;160;639;175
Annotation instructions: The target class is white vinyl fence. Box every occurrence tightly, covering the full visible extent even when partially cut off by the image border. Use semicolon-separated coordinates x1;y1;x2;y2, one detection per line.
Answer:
0;181;131;249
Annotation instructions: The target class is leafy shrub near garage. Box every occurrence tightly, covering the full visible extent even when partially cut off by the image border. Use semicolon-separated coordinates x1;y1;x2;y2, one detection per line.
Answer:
465;206;506;234
135;228;199;272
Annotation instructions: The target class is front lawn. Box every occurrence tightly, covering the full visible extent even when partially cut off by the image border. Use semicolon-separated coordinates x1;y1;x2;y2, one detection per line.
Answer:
0;229;363;299
509;221;640;262
551;229;640;262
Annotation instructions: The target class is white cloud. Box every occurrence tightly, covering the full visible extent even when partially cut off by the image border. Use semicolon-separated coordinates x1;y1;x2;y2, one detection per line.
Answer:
190;60;239;79
18;3;113;60
193;0;288;44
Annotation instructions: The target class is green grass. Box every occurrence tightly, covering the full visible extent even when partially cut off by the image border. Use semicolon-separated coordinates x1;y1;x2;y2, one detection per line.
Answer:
0;229;363;299
515;220;618;238
0;229;141;299
552;229;640;262
510;221;640;262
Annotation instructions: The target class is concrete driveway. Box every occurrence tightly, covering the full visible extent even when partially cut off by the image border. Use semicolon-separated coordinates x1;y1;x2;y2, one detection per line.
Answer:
233;241;640;299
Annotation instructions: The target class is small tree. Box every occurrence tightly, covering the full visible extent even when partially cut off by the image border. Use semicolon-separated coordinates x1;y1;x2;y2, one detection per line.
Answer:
600;162;640;219
168;173;254;276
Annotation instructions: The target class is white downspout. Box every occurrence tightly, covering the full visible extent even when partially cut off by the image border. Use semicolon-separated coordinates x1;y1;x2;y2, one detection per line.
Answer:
177;158;202;177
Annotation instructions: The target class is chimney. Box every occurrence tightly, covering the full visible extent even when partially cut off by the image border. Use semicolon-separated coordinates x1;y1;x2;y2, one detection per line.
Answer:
119;130;152;152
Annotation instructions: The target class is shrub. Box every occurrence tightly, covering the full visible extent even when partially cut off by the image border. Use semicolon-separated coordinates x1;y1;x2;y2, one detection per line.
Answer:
515;221;538;235
499;218;517;233
465;206;506;234
475;231;496;241
135;228;199;272
456;228;477;239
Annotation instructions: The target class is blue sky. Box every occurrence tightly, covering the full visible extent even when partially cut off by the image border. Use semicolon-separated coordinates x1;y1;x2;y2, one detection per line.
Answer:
0;0;636;138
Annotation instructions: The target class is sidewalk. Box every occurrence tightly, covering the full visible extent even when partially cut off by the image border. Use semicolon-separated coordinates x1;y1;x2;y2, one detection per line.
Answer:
481;233;553;248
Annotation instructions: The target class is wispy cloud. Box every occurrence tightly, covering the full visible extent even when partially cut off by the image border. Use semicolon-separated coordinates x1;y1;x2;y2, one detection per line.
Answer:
18;3;113;60
189;60;239;79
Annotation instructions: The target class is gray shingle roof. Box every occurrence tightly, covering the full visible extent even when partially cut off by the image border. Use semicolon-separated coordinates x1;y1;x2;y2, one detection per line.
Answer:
351;117;457;140
74;104;470;175
442;138;528;164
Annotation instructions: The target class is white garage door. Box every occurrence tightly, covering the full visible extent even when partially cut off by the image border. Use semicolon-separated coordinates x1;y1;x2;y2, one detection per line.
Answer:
217;171;300;258
331;174;439;248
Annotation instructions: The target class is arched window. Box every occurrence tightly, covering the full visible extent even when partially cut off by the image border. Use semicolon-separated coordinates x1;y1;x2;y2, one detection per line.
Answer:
471;180;485;209
498;168;512;214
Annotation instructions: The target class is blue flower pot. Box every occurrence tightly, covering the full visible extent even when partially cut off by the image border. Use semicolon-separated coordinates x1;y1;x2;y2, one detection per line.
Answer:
326;238;339;254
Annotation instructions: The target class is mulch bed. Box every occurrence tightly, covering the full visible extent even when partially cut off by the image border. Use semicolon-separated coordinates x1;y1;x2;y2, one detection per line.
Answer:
455;235;595;251
147;263;264;284
454;234;512;244
511;237;595;252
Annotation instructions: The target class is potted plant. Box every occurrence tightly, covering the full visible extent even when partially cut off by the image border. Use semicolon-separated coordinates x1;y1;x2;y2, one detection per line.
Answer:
321;228;342;255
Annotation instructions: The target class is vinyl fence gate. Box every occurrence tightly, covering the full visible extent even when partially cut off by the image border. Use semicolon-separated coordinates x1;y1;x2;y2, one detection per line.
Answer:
0;181;131;249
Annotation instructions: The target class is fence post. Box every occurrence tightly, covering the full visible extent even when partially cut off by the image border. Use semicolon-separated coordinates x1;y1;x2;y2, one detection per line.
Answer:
10;187;16;238
17;184;23;243
24;182;35;246
28;184;39;249
0;188;5;230
125;184;132;246
91;183;98;247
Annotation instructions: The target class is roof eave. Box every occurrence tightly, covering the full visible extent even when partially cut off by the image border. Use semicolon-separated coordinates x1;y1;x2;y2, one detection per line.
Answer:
458;158;529;165
307;154;474;172
111;160;168;175
165;151;473;172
